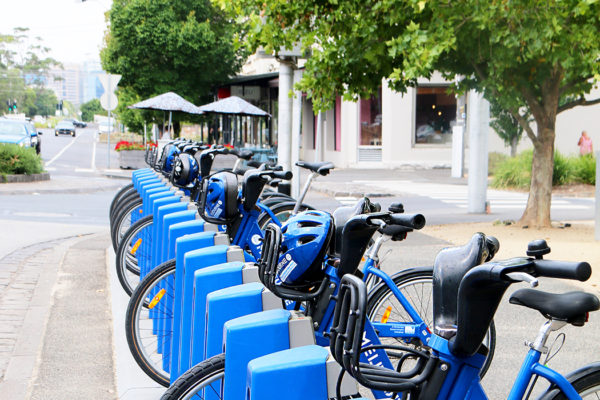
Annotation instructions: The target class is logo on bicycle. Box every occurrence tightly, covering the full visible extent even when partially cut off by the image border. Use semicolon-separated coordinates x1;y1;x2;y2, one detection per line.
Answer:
251;234;262;246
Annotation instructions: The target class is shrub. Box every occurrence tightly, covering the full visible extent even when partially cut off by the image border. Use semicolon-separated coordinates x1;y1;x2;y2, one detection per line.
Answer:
0;144;44;175
488;152;509;176
491;150;596;188
492;150;533;188
552;151;572;186
569;154;596;185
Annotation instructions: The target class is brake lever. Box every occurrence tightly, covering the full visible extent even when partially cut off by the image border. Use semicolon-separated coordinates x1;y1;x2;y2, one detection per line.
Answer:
505;272;539;288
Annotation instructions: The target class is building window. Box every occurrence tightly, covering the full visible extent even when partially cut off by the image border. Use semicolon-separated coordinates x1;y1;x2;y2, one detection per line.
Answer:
415;85;456;144
359;89;382;146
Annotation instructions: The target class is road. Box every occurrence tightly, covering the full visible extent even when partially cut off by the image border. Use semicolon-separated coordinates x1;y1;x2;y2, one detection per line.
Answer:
1;128;598;399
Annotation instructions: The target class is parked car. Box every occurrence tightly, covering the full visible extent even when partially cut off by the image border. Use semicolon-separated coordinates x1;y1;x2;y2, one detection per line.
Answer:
55;121;76;137
62;118;86;128
0;119;34;149
27;122;42;154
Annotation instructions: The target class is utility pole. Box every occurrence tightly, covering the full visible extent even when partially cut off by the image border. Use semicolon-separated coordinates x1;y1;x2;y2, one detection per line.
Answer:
277;58;294;172
467;90;490;213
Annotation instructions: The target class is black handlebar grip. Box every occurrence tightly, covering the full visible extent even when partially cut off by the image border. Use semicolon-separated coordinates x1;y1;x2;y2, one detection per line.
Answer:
534;260;592;282
273;170;293;180
389;213;426;230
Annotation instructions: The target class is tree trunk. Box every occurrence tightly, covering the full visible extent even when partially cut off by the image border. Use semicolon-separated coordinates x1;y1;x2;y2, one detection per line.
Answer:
510;135;518;157
519;127;555;228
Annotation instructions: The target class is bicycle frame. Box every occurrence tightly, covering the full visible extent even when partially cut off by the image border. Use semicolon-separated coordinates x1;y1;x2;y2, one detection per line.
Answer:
308;262;431;400
427;332;582;400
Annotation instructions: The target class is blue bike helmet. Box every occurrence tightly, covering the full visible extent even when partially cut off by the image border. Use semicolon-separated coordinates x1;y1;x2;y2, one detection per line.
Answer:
198;171;239;224
171;153;199;187
276;210;334;286
160;144;179;174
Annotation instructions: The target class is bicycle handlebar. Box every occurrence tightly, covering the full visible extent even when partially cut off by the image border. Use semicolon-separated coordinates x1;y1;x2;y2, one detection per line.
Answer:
531;259;591;281
389;213;426;230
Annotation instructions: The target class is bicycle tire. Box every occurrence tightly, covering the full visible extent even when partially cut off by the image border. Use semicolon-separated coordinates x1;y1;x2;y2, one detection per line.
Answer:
109;183;134;222
160;354;225;400
111;197;144;251
126;258;176;387
366;268;496;378
541;365;600;399
115;215;153;296
110;189;139;223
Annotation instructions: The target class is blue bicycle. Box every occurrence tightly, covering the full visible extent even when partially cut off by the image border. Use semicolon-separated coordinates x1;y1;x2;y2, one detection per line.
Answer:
124;167;292;386
327;238;600;399
160;208;498;399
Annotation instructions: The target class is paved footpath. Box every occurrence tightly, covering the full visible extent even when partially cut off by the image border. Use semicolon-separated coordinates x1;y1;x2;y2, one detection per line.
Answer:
0;229;116;399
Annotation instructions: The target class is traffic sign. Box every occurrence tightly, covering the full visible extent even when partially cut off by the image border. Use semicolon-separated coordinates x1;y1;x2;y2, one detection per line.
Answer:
98;74;121;111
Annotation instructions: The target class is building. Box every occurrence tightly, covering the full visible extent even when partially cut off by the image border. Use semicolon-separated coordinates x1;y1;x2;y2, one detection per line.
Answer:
220;58;600;169
44;61;106;106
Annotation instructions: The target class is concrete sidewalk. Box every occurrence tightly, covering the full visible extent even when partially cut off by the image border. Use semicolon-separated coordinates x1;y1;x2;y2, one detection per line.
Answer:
0;230;114;399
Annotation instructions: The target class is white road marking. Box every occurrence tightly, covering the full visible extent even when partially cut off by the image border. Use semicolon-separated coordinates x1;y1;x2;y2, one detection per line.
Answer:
91;139;96;171
46;135;80;167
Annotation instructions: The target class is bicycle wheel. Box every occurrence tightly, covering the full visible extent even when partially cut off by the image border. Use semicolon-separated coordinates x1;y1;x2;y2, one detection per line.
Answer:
109;183;134;223
160;354;225;400
541;367;600;399
366;268;496;378
111;197;144;251
115;215;153;296
126;259;176;387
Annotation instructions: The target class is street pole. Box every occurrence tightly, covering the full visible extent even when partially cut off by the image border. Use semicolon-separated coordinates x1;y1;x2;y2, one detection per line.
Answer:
277;59;294;171
467;90;489;213
314;111;323;162
291;69;303;198
594;151;600;240
107;109;111;169
107;72;112;169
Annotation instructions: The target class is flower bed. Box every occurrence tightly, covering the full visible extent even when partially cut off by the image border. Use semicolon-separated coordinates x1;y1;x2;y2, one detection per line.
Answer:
114;141;157;152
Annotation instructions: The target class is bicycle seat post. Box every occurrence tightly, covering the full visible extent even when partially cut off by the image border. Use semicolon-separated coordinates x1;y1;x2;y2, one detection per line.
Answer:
293;171;319;215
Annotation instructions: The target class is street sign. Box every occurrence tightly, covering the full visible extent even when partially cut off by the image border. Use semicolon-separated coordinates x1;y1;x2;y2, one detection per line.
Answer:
98;74;121;111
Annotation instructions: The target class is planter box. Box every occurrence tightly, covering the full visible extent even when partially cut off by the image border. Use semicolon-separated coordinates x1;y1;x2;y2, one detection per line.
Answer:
118;150;147;170
0;172;50;183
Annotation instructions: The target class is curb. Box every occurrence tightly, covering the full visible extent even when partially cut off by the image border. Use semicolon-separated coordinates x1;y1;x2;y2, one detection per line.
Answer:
311;184;394;198
0;185;125;195
0;172;50;184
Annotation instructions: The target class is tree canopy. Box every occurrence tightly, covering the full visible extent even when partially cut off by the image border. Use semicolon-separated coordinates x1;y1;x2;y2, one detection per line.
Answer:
81;98;106;122
0;28;61;117
101;0;246;132
217;0;600;227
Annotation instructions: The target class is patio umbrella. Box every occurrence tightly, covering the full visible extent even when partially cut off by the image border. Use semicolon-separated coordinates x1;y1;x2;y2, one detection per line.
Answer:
197;96;270;117
129;92;203;139
197;96;270;147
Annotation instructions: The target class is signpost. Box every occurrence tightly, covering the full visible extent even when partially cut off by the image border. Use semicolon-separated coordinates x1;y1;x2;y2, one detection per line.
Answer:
98;74;121;169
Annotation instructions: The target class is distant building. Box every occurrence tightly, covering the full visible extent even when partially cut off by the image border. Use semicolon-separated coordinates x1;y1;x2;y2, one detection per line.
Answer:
44;60;106;106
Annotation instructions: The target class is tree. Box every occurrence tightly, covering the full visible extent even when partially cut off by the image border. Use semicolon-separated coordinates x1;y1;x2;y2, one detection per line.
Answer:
218;0;600;227
490;101;525;157
101;0;246;132
80;98;106;122
0;29;60;116
33;88;58;117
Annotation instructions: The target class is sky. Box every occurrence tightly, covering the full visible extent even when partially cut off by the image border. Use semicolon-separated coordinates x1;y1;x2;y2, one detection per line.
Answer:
1;0;113;65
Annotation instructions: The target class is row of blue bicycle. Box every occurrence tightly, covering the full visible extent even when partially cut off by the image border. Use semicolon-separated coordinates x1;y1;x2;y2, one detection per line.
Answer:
107;139;600;399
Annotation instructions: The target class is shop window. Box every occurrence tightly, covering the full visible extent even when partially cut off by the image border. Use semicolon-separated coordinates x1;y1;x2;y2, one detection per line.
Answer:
359;89;382;146
415;86;456;144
